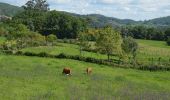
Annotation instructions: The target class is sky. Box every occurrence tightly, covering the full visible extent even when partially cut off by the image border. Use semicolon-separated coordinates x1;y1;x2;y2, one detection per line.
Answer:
1;0;170;21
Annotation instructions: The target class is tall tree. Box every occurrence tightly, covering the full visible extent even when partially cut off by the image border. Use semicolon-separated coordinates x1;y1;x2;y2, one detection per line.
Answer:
121;36;138;64
23;0;49;11
96;26;122;61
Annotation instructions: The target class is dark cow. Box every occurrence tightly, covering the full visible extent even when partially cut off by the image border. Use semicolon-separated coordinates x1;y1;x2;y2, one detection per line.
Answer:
62;68;71;75
86;67;92;75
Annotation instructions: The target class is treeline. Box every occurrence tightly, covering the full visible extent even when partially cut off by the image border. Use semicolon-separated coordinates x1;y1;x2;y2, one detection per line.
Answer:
9;10;87;39
121;25;170;42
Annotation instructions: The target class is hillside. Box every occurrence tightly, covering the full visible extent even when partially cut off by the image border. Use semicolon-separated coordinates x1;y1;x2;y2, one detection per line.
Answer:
0;2;23;17
144;16;170;26
0;2;170;27
52;11;170;27
0;38;170;99
79;14;137;27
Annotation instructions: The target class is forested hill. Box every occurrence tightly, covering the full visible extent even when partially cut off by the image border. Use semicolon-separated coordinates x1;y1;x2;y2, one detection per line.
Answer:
79;14;170;27
0;2;23;17
1;2;170;27
78;14;138;27
144;16;170;26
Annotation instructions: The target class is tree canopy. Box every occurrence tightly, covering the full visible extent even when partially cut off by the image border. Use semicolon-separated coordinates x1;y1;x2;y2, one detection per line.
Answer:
96;26;122;60
22;0;49;11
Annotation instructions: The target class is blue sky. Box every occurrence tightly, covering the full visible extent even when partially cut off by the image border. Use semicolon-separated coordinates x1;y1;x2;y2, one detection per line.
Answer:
1;0;170;21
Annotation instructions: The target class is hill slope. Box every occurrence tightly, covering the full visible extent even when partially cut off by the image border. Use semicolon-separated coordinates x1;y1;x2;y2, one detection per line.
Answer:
0;2;23;17
144;16;170;26
0;2;170;27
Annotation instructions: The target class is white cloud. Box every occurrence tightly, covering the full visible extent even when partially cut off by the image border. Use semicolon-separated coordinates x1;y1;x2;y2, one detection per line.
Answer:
48;0;71;4
1;0;170;20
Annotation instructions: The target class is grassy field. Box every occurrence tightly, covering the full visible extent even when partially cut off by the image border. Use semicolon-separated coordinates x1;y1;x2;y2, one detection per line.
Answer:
22;39;170;64
22;43;108;59
136;39;170;64
0;55;170;99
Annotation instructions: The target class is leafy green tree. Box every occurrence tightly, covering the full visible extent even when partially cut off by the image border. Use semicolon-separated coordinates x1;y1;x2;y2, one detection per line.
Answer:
46;34;57;45
167;37;170;46
0;27;8;36
23;0;49;11
96;26;122;60
165;28;170;40
77;32;89;56
121;36;138;63
42;11;87;39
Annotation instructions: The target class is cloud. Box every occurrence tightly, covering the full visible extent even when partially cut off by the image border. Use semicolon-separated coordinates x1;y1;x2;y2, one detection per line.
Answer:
1;0;170;20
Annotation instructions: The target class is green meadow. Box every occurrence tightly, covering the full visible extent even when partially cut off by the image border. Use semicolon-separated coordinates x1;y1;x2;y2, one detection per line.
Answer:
21;39;170;64
0;37;170;99
0;55;170;99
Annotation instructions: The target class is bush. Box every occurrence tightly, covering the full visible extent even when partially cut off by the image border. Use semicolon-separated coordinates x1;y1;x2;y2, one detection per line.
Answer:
15;51;23;55
37;52;49;57
0;27;8;36
167;37;170;46
56;53;67;58
24;52;37;56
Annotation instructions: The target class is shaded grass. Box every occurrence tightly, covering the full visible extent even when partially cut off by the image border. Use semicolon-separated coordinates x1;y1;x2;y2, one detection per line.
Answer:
0;55;170;99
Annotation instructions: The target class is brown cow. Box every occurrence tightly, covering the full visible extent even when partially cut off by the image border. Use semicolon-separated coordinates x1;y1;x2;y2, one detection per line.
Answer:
86;67;92;75
62;68;71;75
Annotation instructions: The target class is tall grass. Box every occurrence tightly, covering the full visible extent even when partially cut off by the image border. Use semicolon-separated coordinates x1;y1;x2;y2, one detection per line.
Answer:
0;55;170;99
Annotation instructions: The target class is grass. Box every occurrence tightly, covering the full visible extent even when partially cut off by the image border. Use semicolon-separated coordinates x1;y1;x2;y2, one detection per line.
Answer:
0;55;170;99
22;39;170;65
22;43;108;59
136;39;170;64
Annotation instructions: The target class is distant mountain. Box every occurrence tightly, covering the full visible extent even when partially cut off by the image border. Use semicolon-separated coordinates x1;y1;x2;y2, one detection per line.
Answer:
79;14;170;27
78;14;138;27
144;16;170;26
0;2;23;17
0;2;170;27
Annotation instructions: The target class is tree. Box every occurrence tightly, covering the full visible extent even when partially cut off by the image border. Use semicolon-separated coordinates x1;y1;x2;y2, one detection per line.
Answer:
121;37;138;63
122;37;138;55
42;11;87;39
96;26;122;61
46;34;57;45
167;37;170;46
23;0;49;11
165;28;170;40
0;27;8;36
77;32;89;56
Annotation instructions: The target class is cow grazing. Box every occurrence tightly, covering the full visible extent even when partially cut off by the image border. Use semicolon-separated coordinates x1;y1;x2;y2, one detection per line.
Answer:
62;68;71;75
86;67;92;74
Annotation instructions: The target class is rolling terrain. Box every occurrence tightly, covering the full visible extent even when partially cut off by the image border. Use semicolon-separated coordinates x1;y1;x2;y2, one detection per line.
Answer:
1;2;170;27
0;37;170;99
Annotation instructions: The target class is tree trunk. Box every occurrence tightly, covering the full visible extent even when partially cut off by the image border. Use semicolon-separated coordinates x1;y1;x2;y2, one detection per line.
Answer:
107;54;110;61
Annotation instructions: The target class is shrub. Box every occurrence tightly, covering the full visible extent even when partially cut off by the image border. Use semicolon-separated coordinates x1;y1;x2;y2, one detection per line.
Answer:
15;51;23;55
24;52;37;56
38;52;49;57
167;37;170;46
56;53;67;58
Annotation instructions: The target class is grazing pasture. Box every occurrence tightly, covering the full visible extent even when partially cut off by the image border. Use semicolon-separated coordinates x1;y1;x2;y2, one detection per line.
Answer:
0;55;170;99
136;39;170;64
22;39;170;65
22;43;108;59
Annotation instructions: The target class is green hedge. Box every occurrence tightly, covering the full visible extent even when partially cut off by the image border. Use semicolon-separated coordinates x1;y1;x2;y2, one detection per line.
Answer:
2;50;170;71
